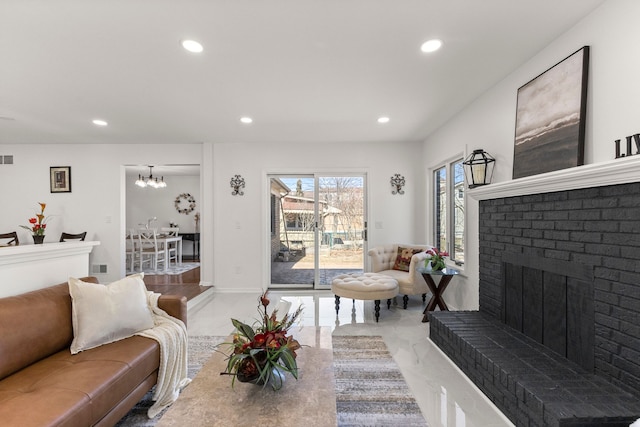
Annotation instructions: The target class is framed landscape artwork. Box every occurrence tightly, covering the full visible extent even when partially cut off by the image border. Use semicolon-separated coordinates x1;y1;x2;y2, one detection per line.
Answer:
512;46;589;179
50;166;71;193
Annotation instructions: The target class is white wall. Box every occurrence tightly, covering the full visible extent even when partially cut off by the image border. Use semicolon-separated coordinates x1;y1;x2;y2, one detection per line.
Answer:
0;143;203;285
0;140;425;291
423;0;640;311
211;140;426;292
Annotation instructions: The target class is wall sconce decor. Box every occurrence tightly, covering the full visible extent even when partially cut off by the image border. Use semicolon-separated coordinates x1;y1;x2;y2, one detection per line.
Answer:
463;149;495;188
230;174;245;196
390;173;405;195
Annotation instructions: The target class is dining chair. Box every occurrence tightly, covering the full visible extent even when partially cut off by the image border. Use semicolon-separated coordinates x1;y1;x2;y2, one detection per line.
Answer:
161;227;180;266
59;231;87;242
125;229;139;273
138;228;167;271
160;227;180;236
0;231;19;246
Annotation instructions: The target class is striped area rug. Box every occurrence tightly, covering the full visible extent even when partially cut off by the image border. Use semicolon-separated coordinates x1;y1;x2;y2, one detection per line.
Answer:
333;335;428;427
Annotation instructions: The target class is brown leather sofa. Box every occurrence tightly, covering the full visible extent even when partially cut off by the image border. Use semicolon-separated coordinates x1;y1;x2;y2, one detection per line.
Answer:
0;277;187;427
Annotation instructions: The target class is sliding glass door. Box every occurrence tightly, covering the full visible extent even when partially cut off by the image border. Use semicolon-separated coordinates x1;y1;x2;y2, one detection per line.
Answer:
269;174;366;289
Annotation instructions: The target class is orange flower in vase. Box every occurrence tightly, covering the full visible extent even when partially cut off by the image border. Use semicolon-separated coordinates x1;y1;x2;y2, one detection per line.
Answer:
20;203;49;243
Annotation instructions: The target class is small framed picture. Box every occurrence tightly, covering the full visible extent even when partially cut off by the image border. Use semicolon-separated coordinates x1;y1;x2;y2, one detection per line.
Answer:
50;166;71;193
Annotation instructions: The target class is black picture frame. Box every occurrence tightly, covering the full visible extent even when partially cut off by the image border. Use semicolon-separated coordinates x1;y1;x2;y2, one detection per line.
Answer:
513;46;589;179
50;166;71;193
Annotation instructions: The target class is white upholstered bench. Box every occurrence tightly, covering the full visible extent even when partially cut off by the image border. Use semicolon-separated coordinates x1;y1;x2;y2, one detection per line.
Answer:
331;272;399;322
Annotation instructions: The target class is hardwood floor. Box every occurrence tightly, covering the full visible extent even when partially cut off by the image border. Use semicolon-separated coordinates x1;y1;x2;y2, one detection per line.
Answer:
142;267;210;301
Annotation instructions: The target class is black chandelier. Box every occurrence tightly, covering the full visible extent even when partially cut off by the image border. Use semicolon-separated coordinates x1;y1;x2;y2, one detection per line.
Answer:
135;166;167;189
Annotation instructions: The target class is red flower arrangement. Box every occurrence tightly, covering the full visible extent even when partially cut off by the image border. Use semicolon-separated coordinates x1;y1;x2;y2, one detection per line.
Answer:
20;203;48;236
220;291;303;390
425;248;449;271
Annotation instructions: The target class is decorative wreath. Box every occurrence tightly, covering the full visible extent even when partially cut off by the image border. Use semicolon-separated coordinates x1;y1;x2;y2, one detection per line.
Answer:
175;193;196;214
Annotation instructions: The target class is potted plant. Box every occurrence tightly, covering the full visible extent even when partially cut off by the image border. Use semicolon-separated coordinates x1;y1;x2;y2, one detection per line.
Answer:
425;248;449;271
220;292;303;390
20;203;49;244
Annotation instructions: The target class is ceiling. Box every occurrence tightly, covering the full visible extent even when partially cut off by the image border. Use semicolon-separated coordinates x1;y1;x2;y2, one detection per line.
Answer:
0;0;605;146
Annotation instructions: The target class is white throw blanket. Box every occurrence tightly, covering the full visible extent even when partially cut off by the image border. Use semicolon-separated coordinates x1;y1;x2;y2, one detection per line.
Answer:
136;291;191;418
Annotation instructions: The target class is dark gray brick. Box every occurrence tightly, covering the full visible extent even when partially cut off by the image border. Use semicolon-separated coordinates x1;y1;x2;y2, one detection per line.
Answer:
585;243;620;257
569;231;602;243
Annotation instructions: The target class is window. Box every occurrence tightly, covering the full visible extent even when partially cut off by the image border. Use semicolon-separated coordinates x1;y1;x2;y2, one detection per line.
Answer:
433;158;465;265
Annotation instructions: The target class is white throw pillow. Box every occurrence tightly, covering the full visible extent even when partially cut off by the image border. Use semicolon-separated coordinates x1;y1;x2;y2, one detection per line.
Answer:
68;273;154;354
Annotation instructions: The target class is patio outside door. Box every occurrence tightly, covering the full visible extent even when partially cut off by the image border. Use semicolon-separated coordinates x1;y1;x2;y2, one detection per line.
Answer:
269;174;366;289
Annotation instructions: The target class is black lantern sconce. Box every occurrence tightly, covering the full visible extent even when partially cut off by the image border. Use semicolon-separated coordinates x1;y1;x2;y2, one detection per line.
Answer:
230;174;245;196
390;173;405;195
463;149;495;189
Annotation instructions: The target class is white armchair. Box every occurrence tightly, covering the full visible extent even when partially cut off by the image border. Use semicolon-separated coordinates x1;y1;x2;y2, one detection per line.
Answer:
368;243;435;308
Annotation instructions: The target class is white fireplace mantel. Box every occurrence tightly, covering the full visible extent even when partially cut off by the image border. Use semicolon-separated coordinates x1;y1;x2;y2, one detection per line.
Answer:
469;155;640;201
0;241;100;297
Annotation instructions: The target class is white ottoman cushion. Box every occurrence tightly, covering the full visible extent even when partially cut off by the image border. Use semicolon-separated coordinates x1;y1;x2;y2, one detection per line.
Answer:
331;272;399;300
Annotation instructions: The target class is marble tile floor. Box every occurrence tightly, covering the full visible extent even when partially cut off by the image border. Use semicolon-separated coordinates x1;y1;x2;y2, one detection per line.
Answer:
187;289;514;427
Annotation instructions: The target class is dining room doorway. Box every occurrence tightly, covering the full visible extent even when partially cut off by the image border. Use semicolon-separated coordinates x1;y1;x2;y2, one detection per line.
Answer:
125;164;201;276
268;173;367;289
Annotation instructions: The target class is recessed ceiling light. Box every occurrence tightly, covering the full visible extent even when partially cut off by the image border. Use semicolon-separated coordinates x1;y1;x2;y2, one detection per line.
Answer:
92;119;108;126
181;39;203;53
377;116;390;124
240;117;253;124
420;39;442;53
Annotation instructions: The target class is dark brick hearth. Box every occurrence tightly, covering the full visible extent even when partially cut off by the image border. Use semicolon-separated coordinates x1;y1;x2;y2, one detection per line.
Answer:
430;311;640;427
429;182;640;426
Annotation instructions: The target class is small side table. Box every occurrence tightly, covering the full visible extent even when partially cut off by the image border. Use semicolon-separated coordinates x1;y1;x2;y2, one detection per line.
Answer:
419;267;460;323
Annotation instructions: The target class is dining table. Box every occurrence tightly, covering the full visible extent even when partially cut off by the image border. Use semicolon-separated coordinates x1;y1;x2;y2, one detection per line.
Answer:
130;233;183;272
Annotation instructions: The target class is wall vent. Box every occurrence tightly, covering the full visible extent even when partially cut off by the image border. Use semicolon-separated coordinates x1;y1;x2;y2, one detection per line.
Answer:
91;264;108;274
0;155;13;164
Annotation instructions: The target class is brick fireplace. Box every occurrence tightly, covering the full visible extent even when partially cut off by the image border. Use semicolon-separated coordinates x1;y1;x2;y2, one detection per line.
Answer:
478;181;640;392
429;158;640;426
